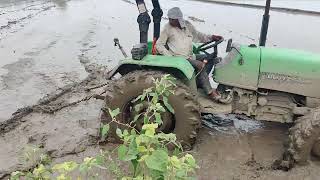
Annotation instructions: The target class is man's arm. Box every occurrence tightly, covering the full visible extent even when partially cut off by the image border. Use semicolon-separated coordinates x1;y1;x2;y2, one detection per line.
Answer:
186;21;211;43
156;25;174;56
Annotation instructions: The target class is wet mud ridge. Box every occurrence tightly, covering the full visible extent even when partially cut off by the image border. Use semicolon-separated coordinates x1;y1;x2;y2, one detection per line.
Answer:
0;64;110;179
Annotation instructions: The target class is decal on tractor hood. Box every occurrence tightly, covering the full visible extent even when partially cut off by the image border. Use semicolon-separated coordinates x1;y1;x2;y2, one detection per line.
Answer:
260;72;311;84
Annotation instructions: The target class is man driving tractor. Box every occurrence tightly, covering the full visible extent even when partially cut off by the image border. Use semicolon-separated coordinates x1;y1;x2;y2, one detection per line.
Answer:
156;7;223;100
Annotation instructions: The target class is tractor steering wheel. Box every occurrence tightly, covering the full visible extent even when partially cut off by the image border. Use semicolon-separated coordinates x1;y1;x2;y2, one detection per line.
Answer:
196;38;224;57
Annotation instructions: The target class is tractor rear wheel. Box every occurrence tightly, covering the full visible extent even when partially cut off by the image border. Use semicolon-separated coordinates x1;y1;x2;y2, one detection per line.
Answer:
101;70;201;150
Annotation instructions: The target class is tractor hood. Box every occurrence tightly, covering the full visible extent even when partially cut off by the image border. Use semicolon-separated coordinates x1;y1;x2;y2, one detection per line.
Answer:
215;43;320;98
259;47;320;98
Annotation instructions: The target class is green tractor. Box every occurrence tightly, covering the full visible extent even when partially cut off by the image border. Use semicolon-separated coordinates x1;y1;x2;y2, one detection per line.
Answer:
102;0;320;168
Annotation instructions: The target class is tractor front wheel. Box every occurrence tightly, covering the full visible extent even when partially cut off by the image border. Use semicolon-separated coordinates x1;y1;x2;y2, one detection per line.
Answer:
274;107;320;170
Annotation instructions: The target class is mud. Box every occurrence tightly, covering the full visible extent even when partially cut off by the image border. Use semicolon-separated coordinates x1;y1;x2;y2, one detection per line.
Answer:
194;126;320;180
0;61;109;178
272;107;320;170
1;0;320;179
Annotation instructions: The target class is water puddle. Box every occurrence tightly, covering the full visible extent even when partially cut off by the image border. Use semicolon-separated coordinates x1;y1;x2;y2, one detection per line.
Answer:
202;113;264;134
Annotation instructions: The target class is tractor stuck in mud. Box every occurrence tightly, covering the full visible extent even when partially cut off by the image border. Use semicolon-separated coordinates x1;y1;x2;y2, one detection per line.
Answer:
102;0;320;170
1;0;320;179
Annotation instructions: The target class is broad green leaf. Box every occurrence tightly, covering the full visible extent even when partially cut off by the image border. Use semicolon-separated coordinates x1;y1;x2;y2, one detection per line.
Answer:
10;171;24;180
156;103;166;113
123;154;137;161
141;93;146;101
32;164;51;179
152;93;159;104
108;108;120;118
125;139;138;161
145;150;168;172
185;154;199;168
133;113;142;123
144;129;156;137
101;124;110;138
116;128;123;138
166;133;177;142
123;129;129;137
56;174;67;180
143;115;149;124
137;146;147;152
173;147;181;156
139;155;149;163
142;123;158;130
118;145;128;161
133;94;143;102
142;124;158;137
134;103;144;112
95;154;105;165
149;170;163;180
169;156;181;169
155;113;162;125
176;169;187;178
130;128;137;135
164;91;170;97
163;96;174;114
52;161;78;172
136;135;149;145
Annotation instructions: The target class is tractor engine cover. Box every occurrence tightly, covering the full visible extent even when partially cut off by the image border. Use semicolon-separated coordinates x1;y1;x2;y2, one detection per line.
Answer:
131;43;148;60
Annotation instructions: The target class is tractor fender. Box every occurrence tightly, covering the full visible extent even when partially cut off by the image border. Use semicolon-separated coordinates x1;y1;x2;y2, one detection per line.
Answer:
107;55;195;81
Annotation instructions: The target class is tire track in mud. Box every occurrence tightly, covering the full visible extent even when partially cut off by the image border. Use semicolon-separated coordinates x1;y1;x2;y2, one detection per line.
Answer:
0;5;55;30
0;0;72;41
0;32;107;134
0;73;110;179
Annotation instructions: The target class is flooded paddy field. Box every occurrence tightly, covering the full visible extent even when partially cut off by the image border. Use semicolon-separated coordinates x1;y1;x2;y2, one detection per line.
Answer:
1;0;320;179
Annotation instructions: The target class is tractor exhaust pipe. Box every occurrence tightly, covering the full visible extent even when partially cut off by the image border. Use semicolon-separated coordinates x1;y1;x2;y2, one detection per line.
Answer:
259;0;271;46
151;0;163;40
135;0;151;44
151;0;163;54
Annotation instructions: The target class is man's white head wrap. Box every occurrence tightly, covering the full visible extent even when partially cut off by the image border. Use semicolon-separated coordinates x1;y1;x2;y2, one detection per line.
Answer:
167;7;186;28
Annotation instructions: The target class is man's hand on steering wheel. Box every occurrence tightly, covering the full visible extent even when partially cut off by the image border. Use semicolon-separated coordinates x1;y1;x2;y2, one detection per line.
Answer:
211;34;223;41
196;35;224;58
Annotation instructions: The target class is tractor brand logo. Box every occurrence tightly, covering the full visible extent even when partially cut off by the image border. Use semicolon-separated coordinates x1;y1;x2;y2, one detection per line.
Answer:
260;72;311;84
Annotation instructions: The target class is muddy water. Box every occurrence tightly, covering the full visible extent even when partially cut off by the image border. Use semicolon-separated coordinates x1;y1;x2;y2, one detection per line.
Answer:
0;0;138;121
208;0;320;12
195;125;320;180
1;0;320;179
1;0;320;121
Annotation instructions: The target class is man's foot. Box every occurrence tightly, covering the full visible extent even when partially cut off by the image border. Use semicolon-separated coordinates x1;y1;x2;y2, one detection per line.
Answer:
209;89;221;101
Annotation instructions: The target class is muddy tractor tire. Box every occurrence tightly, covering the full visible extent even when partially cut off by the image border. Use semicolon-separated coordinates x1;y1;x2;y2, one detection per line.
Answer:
101;70;201;150
275;107;320;169
289;108;320;162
